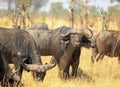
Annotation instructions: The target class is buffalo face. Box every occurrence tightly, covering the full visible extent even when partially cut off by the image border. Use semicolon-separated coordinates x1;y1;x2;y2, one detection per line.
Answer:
70;33;82;47
60;28;93;48
22;62;56;81
79;35;91;48
32;71;46;81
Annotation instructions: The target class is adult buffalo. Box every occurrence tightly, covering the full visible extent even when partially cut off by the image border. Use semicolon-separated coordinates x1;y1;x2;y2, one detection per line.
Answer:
27;26;93;79
91;30;120;63
0;27;55;86
30;22;48;30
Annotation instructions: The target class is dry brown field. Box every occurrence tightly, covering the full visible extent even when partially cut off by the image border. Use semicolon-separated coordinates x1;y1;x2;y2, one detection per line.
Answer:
0;17;120;87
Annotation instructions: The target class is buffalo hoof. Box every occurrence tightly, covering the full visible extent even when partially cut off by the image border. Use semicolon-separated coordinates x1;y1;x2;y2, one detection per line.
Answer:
60;72;69;80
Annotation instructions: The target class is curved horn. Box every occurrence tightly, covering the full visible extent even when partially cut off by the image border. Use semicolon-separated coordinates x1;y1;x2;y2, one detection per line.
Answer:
22;63;56;72
42;63;56;71
60;26;71;37
86;27;93;39
60;31;70;37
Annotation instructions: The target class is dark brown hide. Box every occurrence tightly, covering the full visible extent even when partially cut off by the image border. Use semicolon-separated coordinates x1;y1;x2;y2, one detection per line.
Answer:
27;26;92;79
91;30;120;63
0;27;55;86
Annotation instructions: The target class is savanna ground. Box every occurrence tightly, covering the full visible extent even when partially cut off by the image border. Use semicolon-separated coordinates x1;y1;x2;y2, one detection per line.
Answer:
0;16;120;87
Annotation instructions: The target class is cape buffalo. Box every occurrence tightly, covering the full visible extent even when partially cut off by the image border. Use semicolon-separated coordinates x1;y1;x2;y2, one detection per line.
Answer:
31;22;48;30
27;26;93;79
0;27;55;86
91;30;120;63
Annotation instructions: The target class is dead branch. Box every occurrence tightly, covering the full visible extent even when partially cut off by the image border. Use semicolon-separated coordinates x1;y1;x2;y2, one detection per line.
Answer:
70;0;75;28
98;7;106;31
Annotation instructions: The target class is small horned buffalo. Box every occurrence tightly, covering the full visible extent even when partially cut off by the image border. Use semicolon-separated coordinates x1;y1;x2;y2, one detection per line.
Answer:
27;26;93;79
0;27;55;86
91;30;120;63
30;22;48;30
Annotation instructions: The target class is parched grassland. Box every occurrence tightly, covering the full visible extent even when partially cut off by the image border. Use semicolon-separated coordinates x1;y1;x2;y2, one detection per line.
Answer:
21;48;120;87
0;17;120;87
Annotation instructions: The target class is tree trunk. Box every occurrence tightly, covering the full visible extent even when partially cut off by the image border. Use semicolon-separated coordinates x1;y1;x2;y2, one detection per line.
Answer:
70;0;75;28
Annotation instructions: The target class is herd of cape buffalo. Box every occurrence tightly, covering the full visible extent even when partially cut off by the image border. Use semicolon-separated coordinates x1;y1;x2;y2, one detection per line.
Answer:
0;22;120;87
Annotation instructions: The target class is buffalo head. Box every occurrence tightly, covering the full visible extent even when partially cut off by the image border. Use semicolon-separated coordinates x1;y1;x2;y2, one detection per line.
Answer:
22;62;56;81
60;27;93;48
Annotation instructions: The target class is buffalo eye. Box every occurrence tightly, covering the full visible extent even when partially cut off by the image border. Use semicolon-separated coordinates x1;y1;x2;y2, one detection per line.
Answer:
62;36;70;41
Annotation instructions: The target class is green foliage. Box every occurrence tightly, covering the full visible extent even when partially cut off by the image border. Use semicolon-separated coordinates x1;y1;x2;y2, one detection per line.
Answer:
107;6;120;19
31;0;48;12
40;11;48;21
12;0;32;29
74;0;85;15
67;0;85;16
16;0;31;11
89;6;99;16
49;2;63;16
0;9;9;16
49;2;70;18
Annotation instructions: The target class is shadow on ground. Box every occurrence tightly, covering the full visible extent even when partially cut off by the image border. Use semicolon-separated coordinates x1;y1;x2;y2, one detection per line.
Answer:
77;68;94;83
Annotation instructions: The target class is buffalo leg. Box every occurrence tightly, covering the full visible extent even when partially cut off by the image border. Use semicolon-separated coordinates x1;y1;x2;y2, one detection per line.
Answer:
60;66;70;79
58;61;70;79
14;64;23;82
71;49;80;77
0;55;19;87
118;57;120;63
13;58;23;86
71;61;79;77
91;48;98;63
96;53;105;62
64;65;70;79
14;66;23;87
13;57;25;81
0;56;9;87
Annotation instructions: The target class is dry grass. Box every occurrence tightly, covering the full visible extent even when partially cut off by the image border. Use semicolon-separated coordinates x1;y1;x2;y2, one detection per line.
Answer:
0;17;120;87
21;49;120;87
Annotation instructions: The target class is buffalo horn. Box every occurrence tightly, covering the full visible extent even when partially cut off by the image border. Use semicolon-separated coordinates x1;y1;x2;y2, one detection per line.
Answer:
60;31;70;37
61;29;82;37
60;27;71;37
22;63;56;72
86;27;93;39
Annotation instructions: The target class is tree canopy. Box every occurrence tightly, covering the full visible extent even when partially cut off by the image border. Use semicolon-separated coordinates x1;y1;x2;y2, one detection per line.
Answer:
49;2;69;18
